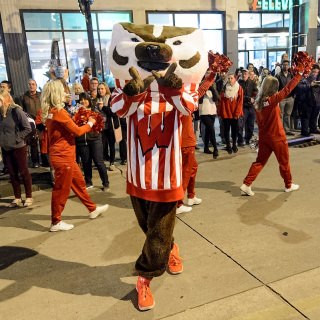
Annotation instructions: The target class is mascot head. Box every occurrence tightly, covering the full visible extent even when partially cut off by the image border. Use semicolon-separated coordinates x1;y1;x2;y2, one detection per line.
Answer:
108;23;208;84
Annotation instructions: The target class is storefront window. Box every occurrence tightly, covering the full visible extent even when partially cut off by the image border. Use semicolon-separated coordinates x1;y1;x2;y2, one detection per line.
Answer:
147;11;225;54
62;13;97;30
262;13;283;27
0;20;8;82
23;12;62;30
22;11;132;89
175;14;198;28
238;33;289;69
239;13;261;28
147;13;173;26
26;31;65;89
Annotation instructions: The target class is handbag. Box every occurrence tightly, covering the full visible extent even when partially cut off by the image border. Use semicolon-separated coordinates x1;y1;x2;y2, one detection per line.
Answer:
112;117;122;143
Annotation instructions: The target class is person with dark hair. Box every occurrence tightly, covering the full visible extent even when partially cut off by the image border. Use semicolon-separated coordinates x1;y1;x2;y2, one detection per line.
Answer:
75;92;110;190
276;59;295;135
240;63;306;196
81;66;92;92
238;69;258;146
298;64;320;135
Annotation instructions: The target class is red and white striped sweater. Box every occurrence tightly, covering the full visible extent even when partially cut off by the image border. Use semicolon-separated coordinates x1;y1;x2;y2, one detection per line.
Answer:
111;80;199;202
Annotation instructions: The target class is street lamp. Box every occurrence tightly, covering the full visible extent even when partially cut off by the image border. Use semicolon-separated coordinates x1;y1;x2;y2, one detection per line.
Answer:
78;0;97;77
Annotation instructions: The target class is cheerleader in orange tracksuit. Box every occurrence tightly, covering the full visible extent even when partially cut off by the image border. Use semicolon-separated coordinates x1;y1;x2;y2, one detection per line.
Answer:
176;71;217;214
41;80;109;232
240;71;304;196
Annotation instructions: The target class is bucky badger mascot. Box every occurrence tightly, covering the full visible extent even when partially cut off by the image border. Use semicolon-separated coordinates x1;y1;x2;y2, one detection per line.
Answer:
108;23;211;310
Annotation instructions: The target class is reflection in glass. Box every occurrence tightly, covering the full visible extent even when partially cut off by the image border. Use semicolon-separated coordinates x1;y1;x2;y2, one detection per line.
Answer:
26;31;65;90
199;14;223;29
262;13;283;28
148;13;173;26
0;42;8;82
284;14;290;28
98;12;131;30
23;12;61;30
62;13;97;30
203;30;223;53
239;13;260;28
246;37;266;50
238;37;245;50
175;14;198;27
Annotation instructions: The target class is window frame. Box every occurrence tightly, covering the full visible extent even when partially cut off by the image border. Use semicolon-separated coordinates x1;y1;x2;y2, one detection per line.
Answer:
0;14;11;83
146;10;226;54
238;11;289;33
20;9;133;84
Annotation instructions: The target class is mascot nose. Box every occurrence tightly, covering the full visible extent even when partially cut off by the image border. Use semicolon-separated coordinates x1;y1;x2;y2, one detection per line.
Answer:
146;45;160;58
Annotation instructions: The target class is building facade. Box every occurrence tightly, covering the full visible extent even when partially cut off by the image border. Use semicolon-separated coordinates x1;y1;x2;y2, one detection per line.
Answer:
0;0;317;96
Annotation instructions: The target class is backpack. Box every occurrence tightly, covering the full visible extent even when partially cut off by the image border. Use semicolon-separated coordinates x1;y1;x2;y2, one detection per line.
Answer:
11;107;36;138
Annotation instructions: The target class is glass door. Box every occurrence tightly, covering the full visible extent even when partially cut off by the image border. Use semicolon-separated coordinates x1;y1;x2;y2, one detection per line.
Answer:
267;49;286;71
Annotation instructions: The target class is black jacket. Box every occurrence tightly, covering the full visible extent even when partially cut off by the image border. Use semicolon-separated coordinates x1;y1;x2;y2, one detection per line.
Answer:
276;71;294;98
238;79;258;108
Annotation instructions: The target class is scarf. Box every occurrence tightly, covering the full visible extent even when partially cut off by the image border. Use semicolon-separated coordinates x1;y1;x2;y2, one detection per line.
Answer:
224;81;240;100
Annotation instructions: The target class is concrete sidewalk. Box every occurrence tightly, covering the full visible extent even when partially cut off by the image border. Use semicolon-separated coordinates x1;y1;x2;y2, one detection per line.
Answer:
0;144;320;320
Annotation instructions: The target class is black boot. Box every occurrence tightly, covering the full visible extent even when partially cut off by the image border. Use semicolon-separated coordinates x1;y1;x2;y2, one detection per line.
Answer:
204;148;213;154
213;148;219;158
226;144;232;154
232;144;238;153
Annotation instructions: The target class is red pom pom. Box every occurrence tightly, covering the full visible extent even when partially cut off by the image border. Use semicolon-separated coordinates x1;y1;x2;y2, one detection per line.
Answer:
291;51;315;77
74;107;104;132
208;51;233;73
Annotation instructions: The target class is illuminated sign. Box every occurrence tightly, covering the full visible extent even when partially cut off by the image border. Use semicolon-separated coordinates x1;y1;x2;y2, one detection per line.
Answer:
249;0;303;11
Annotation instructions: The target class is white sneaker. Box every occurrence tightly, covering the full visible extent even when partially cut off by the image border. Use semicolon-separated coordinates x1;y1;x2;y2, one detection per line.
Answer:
109;164;115;171
187;197;202;206
89;204;109;219
176;205;192;215
8;198;23;208
50;221;74;232
285;183;300;193
240;184;255;196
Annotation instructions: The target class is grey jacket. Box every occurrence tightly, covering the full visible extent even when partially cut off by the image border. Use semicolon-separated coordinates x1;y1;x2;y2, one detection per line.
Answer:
0;104;31;151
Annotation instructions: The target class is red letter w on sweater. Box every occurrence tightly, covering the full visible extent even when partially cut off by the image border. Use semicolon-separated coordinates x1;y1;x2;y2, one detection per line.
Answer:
137;111;175;155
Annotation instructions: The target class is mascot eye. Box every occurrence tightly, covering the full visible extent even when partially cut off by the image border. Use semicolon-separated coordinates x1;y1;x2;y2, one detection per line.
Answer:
131;38;140;42
173;40;182;45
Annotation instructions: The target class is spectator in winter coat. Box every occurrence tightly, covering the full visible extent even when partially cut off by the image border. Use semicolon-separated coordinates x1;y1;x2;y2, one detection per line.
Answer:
218;74;244;154
275;60;295;135
0;89;33;207
75;92;109;190
81;66;91;92
238;69;258;145
20;79;41;167
96;83;119;171
199;77;220;157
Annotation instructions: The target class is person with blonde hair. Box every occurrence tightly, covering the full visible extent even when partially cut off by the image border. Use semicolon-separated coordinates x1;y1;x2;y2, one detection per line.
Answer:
240;66;305;196
41;80;109;232
0;89;33;207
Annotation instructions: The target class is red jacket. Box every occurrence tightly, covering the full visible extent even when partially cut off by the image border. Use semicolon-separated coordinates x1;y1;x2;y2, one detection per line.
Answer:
219;85;243;119
46;108;92;163
81;74;90;92
257;73;302;141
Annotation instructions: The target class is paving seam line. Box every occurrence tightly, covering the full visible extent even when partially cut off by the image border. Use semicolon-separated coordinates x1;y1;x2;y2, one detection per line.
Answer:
177;217;311;320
